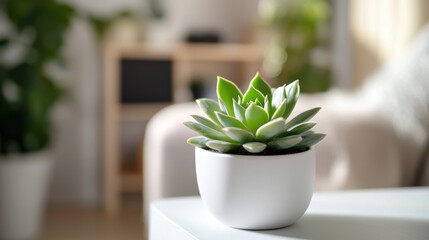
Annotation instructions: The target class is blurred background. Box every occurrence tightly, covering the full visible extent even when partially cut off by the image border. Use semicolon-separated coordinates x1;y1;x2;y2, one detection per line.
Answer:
0;0;428;239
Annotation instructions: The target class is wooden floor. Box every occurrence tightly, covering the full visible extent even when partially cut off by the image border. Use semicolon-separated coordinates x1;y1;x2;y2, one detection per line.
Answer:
41;195;145;240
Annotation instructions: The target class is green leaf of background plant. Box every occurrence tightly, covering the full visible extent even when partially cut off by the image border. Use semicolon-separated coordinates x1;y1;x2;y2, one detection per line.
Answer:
217;76;242;116
223;127;254;143
187;136;211;148
284;107;321;130
215;112;247;129
183;121;230;142
191;115;222;132
0;0;76;154
267;135;302;150
245;102;269;133
196;98;222;125
206;140;240;153
243;142;267;153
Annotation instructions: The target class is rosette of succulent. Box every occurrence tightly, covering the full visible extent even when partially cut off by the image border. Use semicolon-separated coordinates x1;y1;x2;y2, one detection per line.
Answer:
184;73;325;154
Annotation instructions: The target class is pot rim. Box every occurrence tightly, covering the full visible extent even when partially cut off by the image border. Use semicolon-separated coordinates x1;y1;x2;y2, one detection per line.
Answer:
196;146;313;159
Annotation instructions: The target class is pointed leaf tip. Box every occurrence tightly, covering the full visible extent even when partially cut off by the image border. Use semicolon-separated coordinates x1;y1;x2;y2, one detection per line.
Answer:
217;76;243;116
283;80;300;120
184;121;230;142
206;140;240;153
268;135;302;150
284;107;321;129
242;85;265;107
243;142;267;153
299;133;326;147
187;136;210;148
250;72;272;101
196;98;222;124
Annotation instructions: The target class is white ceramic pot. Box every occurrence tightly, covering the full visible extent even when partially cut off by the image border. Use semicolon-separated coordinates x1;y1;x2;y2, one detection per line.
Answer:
195;147;315;230
0;151;53;240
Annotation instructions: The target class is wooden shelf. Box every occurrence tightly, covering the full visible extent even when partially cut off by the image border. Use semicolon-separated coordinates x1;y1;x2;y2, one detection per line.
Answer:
107;43;264;62
175;43;263;62
103;42;264;214
121;171;142;193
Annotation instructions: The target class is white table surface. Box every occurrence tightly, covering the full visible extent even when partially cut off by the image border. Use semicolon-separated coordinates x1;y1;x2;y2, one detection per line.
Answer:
149;187;429;240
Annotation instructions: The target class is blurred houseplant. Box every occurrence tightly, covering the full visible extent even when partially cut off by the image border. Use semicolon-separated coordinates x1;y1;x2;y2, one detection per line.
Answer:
0;0;75;239
184;73;324;229
260;0;332;93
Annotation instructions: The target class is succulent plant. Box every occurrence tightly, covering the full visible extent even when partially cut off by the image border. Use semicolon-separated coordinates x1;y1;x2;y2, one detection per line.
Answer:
184;73;325;154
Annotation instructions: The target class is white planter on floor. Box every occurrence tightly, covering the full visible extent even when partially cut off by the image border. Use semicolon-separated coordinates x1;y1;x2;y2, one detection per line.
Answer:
0;151;53;239
195;147;315;230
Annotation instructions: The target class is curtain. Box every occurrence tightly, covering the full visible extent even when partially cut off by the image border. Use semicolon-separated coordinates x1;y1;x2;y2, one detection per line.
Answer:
350;0;429;86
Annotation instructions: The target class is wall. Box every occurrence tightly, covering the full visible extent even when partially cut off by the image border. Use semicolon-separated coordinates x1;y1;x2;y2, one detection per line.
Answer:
350;0;429;86
50;0;145;205
166;0;260;42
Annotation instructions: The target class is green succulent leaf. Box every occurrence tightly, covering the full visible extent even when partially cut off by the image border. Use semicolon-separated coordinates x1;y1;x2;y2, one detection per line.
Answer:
300;130;315;137
255;118;286;141
218;99;228;113
237;96;242;105
271;99;287;120
183;121;230;142
283;80;300;119
267;135;302;150
242;85;265;107
189;73;325;153
233;99;246;123
245;102;269;133
196;98;222;125
215;112;247;129
285;80;300;99
299;133;326;147
223;127;254;143
217;77;243;116
254;98;263;107
191;115;222;132
284;107;321;130
272;85;286;109
206;140;240;153
264;95;273;117
286;121;316;135
187;136;211;148
243;142;267;153
250;72;272;102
